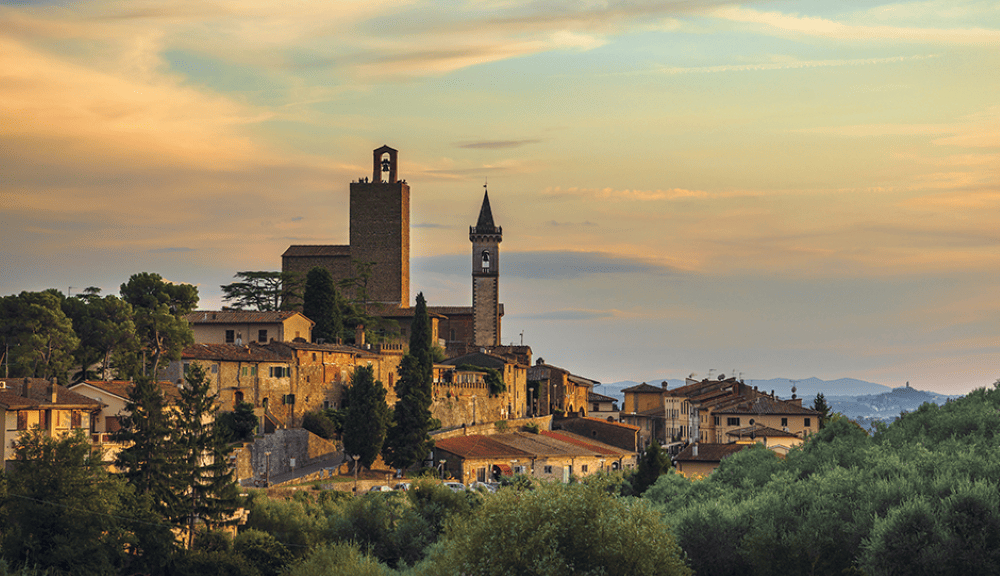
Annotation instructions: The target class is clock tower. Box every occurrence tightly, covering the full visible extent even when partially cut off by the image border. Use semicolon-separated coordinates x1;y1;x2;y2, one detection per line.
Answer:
470;187;502;347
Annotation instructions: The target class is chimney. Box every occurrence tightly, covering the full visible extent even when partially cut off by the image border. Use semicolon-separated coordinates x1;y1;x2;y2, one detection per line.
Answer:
355;324;366;347
692;443;698;457
661;381;669;391
22;377;30;398
49;377;57;402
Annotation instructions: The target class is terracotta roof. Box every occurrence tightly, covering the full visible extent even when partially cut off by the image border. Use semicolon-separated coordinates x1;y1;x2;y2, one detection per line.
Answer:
674;443;750;463
621;382;663;393
185;310;312;326
725;424;800;438
493;432;596;457
435;435;534;459
540;430;626;456
575;416;639;431
0;379;102;409
588;391;617;403
182;343;289;362
267;340;376;357
441;351;511;369
713;395;820;416
282;245;350;257
72;380;182;404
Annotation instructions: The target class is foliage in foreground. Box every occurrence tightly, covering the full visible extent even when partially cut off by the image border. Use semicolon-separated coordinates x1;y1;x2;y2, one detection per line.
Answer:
644;382;1000;576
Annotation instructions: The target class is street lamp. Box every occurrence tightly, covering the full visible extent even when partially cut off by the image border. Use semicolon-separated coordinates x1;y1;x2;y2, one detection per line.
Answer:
264;451;272;487
352;454;361;494
438;459;446;480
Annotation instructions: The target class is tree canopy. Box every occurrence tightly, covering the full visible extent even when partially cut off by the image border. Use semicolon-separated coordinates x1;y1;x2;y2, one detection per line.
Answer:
341;365;390;470
221;271;301;311
302;267;345;344
120;272;198;376
0;290;79;381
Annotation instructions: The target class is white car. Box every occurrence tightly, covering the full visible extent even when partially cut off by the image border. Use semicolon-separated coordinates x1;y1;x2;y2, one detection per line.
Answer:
469;481;498;493
393;482;412;492
443;482;466;492
368;485;393;493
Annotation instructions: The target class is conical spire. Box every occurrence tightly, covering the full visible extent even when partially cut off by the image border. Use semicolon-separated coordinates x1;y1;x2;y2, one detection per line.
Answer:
476;189;495;230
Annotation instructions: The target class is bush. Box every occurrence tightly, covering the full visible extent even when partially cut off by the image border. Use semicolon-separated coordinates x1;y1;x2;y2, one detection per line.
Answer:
522;422;540;434
303;411;338;440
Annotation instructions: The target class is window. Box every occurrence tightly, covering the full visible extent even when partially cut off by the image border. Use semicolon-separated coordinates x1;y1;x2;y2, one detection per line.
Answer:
593;403;599;412
71;410;81;429
543;465;553;474
312;353;317;361
183;362;190;375
16;411;28;430
581;464;589;473
283;394;295;405
211;364;218;374
805;418;812;427
258;329;268;343
450;329;456;341
482;250;490;270
727;417;740;426
269;366;290;378
477;468;486;482
781;417;788;427
225;330;235;343
714;416;720;426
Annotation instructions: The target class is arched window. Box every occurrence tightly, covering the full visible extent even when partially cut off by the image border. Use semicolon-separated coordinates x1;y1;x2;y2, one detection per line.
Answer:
481;250;490;271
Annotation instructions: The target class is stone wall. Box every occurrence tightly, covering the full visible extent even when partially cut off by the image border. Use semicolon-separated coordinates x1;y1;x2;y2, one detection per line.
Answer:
233;428;338;484
555;416;639;453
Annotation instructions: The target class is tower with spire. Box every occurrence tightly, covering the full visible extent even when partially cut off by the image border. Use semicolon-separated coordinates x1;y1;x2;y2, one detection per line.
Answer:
470;186;502;347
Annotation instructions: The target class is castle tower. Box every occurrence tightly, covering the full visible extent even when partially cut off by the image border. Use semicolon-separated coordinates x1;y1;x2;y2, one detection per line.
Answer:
349;145;410;307
470;188;502;347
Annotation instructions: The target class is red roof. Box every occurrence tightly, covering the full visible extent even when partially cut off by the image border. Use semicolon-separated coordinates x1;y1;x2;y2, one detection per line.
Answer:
540;430;622;456
185;310;311;325
435;435;534;459
182;343;289;362
674;443;750;463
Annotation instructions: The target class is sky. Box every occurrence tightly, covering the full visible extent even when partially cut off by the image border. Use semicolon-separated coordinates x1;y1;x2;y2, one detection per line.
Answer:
2;0;998;395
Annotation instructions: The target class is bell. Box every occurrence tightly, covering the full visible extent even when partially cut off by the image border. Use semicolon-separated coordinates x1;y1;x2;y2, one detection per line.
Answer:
381;158;391;172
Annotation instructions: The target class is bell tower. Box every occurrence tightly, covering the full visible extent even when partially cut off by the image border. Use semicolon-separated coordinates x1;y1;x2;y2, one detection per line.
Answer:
470;187;502;347
349;145;410;307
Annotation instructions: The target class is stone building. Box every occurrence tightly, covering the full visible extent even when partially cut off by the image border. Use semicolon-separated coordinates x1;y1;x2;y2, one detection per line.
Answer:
185;310;314;345
527;360;598;417
283;145;410;307
437;350;529;425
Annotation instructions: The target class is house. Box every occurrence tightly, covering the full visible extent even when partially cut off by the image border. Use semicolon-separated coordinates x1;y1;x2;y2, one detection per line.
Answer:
0;378;102;467
587;390;620;421
68;379;183;462
440;350;528;422
526;360;598;417
434;430;635;484
673;442;751;479
185;310;314;345
620;382;669;448
725;424;804;455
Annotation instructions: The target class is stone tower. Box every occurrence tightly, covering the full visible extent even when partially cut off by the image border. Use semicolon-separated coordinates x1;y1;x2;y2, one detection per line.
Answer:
470;188;502;347
349;145;410;307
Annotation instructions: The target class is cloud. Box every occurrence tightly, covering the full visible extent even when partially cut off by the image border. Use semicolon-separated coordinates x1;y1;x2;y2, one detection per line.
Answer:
546;220;598;227
658;53;941;74
542;186;712;201
512;308;618;321
456;139;542;150
413;223;452;229
149;247;196;253
712;6;1000;44
413;250;680;280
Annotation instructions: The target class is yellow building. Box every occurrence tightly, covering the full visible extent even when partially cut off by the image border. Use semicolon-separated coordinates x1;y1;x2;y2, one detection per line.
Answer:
185;310;314;345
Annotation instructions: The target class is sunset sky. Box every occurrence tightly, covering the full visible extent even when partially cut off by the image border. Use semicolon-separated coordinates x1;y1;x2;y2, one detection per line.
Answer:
3;0;998;395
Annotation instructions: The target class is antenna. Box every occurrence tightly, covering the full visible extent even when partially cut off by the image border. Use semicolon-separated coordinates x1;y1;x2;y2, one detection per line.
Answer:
68;286;78;298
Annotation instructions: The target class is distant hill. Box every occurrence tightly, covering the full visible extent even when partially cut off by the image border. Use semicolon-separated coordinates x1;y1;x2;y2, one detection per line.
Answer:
598;377;960;428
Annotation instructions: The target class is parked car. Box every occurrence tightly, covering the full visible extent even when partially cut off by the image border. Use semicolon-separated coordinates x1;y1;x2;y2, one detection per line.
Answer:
443;482;466;492
393;482;411;492
368;485;393;493
469;481;498;493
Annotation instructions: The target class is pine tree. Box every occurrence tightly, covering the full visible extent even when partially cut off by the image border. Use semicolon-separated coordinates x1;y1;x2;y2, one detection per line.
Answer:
813;392;831;429
341;365;389;471
113;375;181;520
174;363;241;548
302;267;344;344
383;293;435;471
632;440;671;495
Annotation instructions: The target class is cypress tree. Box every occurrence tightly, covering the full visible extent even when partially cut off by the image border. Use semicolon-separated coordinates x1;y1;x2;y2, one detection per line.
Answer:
302;266;343;343
174;363;241;548
383;292;435;471
341;365;389;471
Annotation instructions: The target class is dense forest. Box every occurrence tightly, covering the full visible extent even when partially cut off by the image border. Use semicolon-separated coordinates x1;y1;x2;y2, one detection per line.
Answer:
2;382;998;575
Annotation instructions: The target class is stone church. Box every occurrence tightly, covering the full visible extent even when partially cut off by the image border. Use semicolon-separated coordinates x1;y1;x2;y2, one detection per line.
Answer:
281;145;504;355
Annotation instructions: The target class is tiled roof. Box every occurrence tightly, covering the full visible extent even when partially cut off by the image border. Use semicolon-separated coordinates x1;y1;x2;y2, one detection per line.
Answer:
725;424;800;438
182;343;289;362
575;416;639;431
282;245;350;257
588;391;617;403
73;380;182;404
425;305;472;316
494;432;595;457
621;382;663;393
267;340;376;357
540;430;625;456
713;395;820;416
185;310;312;326
674;443;750;463
435;435;534;459
0;379;102;409
441;351;509;369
